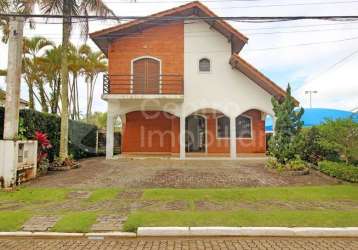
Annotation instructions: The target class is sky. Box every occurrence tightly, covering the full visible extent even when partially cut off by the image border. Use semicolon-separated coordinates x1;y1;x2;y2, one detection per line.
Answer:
0;0;358;114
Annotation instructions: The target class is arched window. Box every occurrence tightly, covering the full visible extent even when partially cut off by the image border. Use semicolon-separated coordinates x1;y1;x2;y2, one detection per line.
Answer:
132;57;160;94
199;58;211;72
217;116;230;138
236;115;252;138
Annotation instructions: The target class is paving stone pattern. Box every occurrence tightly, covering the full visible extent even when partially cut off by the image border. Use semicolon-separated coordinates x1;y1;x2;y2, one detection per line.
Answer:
68;191;92;199
0;237;357;250
22;216;60;232
91;216;127;232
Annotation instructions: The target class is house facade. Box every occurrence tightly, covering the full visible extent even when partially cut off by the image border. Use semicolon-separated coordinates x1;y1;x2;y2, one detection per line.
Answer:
90;1;295;159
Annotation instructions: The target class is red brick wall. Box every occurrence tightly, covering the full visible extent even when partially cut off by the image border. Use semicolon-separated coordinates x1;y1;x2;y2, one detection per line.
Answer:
108;22;184;94
236;110;266;153
205;110;266;154
122;111;180;154
121;110;265;154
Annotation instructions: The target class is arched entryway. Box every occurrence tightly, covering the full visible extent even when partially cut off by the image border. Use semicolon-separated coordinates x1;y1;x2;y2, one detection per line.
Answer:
185;115;206;153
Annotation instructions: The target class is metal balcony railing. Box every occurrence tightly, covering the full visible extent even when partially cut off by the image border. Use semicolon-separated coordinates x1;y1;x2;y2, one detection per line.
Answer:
103;74;184;95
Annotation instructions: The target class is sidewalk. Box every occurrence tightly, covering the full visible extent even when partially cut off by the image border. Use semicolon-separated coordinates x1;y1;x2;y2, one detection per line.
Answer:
0;236;357;250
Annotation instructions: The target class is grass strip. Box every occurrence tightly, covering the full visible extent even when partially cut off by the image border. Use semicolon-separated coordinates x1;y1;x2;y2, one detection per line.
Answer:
0;188;69;203
52;212;97;233
87;188;122;202
0;211;31;231
142;185;358;202
123;210;358;232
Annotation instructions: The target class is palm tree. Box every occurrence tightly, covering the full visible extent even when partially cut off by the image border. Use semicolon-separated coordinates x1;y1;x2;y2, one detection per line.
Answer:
80;45;107;119
23;36;54;111
38;45;62;114
39;0;115;160
68;44;84;120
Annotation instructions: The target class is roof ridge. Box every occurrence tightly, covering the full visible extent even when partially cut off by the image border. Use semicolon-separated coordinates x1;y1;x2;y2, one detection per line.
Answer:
90;1;248;43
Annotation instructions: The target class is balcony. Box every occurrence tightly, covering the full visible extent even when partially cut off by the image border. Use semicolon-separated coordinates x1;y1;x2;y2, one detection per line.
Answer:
103;74;184;98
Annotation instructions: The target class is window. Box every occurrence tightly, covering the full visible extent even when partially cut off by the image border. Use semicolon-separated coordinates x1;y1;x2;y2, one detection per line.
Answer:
199;58;211;72
236;115;252;138
132;57;160;94
217;116;230;138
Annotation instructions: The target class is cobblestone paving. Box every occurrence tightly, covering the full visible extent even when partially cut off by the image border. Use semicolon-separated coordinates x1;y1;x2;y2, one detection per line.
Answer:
91;216;127;232
22;216;60;232
68;190;92;199
0;237;357;250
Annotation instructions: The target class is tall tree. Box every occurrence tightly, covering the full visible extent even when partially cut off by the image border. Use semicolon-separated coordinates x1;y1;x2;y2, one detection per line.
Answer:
80;44;107;119
269;84;304;164
68;44;84;120
39;0;115;161
38;45;62;114
23;36;54;111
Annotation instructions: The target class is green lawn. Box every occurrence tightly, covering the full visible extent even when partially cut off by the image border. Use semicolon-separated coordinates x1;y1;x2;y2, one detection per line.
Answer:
0;211;31;231
0;188;69;203
142;185;358;202
0;185;358;232
87;188;122;202
123;210;358;232
52;212;97;233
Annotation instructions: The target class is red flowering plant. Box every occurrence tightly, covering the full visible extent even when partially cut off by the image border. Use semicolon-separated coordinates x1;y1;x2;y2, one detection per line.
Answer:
34;131;52;165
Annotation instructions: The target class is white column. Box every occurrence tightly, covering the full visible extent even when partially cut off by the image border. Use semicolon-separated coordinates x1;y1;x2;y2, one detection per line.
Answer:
230;116;237;159
179;115;186;159
106;114;114;159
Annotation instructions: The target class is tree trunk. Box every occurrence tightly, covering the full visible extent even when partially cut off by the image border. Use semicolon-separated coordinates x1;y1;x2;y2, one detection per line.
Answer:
38;81;48;113
59;2;71;161
27;81;35;110
3;17;24;140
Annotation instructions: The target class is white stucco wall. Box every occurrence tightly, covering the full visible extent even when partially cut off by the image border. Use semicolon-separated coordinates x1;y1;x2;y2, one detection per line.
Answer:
183;21;274;117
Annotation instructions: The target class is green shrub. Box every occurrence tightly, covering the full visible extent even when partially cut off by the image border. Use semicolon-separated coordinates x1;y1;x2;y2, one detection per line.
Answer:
318;118;358;165
0;107;97;161
286;158;307;171
267;157;308;172
299;127;340;165
318;161;358;183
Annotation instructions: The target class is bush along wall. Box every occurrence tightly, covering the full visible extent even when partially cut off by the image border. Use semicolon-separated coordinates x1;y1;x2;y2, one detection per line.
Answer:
0;107;98;161
318;161;358;183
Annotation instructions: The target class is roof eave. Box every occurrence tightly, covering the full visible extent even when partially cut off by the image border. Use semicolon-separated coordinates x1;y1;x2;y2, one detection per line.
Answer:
229;55;300;106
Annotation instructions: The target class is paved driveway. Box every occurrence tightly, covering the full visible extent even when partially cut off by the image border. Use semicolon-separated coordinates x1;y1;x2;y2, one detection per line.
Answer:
27;157;339;188
0;237;357;250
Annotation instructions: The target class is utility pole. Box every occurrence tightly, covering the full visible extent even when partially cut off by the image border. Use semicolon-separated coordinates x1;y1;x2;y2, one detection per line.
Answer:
3;16;24;139
305;90;318;109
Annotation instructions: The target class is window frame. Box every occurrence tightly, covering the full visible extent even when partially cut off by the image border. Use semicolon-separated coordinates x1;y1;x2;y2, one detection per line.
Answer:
131;56;162;94
216;115;230;139
198;57;211;73
236;114;253;139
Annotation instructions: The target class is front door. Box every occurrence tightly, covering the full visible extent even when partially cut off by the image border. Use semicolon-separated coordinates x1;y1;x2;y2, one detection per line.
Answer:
185;115;206;153
133;58;160;94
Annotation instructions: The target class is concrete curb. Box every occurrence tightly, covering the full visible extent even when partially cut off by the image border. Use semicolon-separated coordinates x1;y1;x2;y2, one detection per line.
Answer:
0;232;136;238
137;227;358;237
1;227;358;238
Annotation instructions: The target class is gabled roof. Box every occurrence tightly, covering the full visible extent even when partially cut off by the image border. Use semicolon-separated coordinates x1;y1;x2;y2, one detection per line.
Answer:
229;54;299;105
90;1;248;56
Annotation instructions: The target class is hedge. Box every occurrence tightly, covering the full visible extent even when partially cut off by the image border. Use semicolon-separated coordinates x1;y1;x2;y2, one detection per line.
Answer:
318;161;358;183
0;107;98;161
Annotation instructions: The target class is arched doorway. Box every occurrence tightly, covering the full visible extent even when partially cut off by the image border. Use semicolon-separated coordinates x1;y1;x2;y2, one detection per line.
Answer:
186;115;206;153
132;57;160;94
